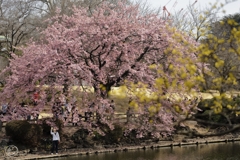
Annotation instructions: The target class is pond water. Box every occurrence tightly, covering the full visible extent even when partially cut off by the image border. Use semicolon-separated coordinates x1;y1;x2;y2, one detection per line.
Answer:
50;142;240;160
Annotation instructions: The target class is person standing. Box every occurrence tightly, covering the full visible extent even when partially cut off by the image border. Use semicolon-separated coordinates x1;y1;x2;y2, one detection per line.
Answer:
50;127;60;154
71;106;79;126
33;92;39;106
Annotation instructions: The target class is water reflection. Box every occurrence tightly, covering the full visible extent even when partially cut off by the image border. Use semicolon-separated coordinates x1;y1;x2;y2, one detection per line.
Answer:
50;142;240;160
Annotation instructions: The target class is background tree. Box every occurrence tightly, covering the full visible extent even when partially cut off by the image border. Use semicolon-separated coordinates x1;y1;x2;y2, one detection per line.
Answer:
0;0;38;56
0;0;40;86
171;0;236;41
189;13;240;136
200;13;240;92
154;0;240;137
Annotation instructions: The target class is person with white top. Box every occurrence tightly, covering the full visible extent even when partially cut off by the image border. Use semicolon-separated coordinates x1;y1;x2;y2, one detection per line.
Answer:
50;127;60;154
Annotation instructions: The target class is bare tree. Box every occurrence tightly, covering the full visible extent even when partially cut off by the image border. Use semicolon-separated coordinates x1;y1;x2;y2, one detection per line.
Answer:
132;0;162;16
171;1;238;42
31;0;132;18
0;0;38;56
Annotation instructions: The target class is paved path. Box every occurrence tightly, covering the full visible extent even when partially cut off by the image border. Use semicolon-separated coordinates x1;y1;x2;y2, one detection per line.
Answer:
15;137;240;160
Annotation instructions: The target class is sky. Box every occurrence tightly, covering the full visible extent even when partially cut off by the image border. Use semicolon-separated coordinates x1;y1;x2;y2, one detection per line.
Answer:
141;0;240;16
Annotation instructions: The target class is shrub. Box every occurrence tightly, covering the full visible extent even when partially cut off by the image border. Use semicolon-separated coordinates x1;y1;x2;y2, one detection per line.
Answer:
196;97;240;124
104;124;124;144
5;120;42;147
72;129;89;143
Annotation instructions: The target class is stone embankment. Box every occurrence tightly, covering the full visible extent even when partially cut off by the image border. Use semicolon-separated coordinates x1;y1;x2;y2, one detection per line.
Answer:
17;137;240;160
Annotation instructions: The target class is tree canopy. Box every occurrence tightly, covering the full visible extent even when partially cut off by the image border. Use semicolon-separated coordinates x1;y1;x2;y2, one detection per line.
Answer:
0;1;201;137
